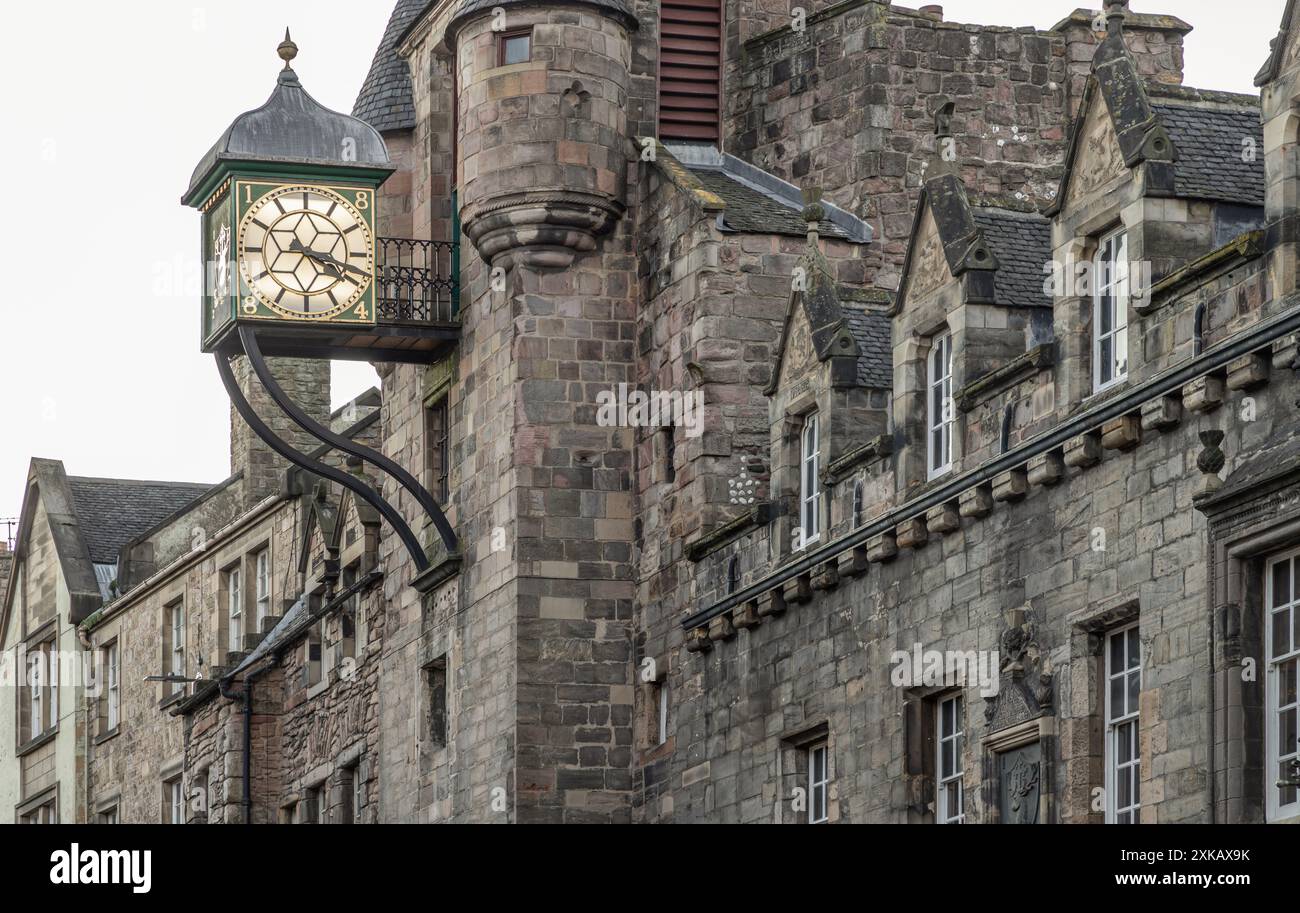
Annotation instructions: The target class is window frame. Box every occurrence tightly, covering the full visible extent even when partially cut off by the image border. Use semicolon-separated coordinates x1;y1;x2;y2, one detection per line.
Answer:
807;741;830;824
254;548;271;632
105;640;120;734
426;397;450;505
1092;227;1130;394
165;776;184;824
226;564;243;653
927;330;953;480
936;693;965;824
168;601;185;696
1265;549;1300;822
799;413;821;550
1104;623;1142;824
496;28;532;67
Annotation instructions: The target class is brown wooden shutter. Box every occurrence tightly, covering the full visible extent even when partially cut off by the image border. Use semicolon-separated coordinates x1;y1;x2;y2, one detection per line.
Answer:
658;0;722;142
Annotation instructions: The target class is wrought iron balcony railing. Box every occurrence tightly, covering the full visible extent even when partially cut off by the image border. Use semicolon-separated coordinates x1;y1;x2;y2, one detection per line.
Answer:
377;238;459;324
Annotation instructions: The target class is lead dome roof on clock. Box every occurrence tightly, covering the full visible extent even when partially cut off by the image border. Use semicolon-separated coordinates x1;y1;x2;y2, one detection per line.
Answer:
186;34;392;201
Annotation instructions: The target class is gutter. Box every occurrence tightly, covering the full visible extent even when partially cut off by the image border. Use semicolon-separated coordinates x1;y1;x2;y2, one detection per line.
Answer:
683;299;1300;630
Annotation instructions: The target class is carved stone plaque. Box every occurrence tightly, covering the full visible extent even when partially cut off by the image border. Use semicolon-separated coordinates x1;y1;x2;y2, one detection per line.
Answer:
998;742;1041;824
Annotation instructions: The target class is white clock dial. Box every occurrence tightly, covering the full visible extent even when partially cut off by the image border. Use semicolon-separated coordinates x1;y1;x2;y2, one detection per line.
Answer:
237;184;375;319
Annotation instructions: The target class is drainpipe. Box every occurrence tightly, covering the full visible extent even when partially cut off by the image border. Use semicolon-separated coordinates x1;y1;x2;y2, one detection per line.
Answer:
219;661;271;825
76;624;94;824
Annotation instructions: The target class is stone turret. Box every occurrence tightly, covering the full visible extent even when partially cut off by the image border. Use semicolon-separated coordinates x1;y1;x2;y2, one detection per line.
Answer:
448;0;638;269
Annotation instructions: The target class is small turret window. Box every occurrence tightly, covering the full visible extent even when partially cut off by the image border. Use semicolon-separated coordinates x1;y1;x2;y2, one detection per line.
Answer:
498;29;531;66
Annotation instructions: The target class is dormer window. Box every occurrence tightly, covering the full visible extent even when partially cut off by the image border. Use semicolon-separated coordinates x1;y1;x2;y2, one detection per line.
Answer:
1093;228;1130;393
927;331;953;479
799;413;821;549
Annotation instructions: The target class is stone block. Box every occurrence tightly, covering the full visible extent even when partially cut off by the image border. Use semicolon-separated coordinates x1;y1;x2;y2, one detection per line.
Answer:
992;468;1028;502
1140;394;1181;432
1027;450;1064;487
732;601;761;630
959;484;993;519
707;614;736;642
866;531;898;562
1101;414;1140;450
1063;431;1102;468
925;502;960;534
782;573;813;605
1182;374;1225;413
685;627;712;653
811;561;840;591
757;589;787;617
1226;352;1269;391
838;545;869;578
896;517;929;549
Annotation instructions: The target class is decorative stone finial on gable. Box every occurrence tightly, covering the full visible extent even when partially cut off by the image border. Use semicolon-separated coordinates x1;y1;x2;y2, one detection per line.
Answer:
1105;1;1128;37
801;187;825;247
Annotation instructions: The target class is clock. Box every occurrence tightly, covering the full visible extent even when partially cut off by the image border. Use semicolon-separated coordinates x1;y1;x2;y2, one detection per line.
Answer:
236;182;376;321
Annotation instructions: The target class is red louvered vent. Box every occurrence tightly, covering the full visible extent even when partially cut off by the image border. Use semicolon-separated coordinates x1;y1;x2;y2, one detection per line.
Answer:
658;0;722;142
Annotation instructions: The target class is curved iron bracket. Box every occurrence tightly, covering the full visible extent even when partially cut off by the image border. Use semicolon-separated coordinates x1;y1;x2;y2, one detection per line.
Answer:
215;351;431;573
238;326;459;557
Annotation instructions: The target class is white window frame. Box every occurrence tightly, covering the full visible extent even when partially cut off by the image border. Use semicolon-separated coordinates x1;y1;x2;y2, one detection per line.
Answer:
167;777;184;824
47;643;58;730
227;565;242;652
30;656;43;740
657;682;670;746
927;331;953;479
170;603;185;695
799;413;821;550
106;642;120;732
936;693;964;823
1092;227;1129;393
351;765;363;823
1105;623;1142;824
254;548;271;631
1265;549;1300;822
808;741;829;824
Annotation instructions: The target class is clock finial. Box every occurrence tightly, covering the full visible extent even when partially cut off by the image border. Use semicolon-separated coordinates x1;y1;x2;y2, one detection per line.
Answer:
278;28;298;70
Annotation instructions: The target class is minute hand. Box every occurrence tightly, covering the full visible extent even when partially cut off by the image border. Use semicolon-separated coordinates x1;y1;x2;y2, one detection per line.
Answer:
290;240;371;279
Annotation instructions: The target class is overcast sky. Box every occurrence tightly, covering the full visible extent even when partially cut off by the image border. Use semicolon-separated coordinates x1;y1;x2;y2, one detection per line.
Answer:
0;1;1282;523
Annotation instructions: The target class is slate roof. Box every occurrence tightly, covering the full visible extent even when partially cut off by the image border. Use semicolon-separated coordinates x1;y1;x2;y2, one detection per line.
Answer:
971;208;1053;308
353;0;428;133
843;306;893;389
687;168;848;239
1151;102;1265;206
67;477;212;564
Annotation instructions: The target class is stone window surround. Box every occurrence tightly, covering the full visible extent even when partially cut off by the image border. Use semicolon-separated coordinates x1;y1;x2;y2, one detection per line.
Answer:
1065;594;1141;824
160;590;186;708
1060;205;1133;413
776;720;831;824
898;322;961;493
776;394;819;558
902;682;965;824
17;617;58;752
93;791;121;824
161;764;184;825
15;783;58;824
637;652;672;761
1211;504;1300;824
95;636;120;745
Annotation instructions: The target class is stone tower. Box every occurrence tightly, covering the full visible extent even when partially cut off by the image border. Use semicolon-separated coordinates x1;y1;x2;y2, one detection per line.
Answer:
445;0;640;821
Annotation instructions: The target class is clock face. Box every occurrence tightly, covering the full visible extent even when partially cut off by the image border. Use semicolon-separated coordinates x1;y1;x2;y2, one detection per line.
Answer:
237;184;375;320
